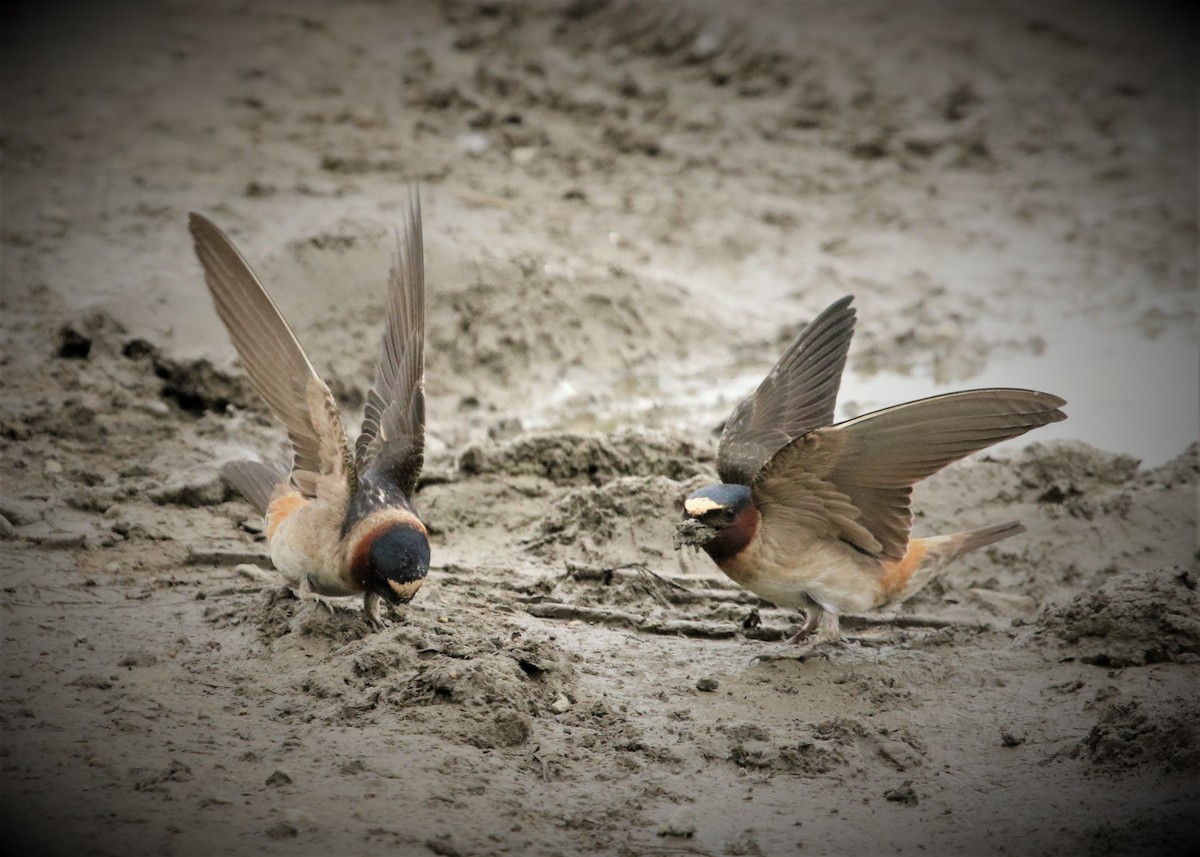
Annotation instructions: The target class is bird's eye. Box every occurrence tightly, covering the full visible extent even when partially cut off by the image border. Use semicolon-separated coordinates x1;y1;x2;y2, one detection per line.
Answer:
722;507;737;523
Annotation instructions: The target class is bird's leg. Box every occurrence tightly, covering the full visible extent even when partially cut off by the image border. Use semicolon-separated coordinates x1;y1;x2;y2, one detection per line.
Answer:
813;610;841;644
363;592;386;630
786;606;842;647
296;575;343;614
751;604;844;663
785;607;821;643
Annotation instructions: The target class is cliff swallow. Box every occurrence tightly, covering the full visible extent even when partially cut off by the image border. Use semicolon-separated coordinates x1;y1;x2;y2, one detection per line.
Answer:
188;191;429;627
676;295;1066;645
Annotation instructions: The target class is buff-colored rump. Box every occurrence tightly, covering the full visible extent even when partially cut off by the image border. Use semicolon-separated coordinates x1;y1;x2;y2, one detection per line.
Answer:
266;492;310;540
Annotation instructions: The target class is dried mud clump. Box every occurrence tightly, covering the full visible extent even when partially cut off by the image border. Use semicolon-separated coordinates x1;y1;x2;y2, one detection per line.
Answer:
456;429;714;485
1074;699;1200;774
722;721;848;776
252;587;378;643
393;633;576;748
255;605;580;751
332;625;579;750
121;338;257;414
1039;567;1200;666
56;308;127;360
1015;440;1141;505
532;474;687;561
1146;441;1199;488
715;718;927;778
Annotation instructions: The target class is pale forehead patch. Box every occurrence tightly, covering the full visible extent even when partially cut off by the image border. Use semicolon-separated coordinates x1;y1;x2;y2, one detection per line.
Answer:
388;579;424;602
684;496;725;516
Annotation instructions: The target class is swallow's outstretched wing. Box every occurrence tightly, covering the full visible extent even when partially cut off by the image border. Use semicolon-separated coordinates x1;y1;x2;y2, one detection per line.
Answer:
189;213;355;498
717;296;857;485
354;189;426;496
751;389;1067;561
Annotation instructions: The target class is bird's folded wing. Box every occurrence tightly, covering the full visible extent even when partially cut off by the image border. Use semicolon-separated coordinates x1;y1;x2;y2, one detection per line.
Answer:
354;188;426;496
752;389;1066;561
717;296;856;485
189;213;354;498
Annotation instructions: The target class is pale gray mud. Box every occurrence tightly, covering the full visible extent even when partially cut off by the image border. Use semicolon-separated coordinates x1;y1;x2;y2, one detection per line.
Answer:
2;2;1197;856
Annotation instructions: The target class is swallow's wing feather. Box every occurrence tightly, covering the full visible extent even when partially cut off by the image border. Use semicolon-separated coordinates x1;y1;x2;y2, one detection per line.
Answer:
221;459;287;516
753;389;1066;560
717;296;856;485
752;454;885;555
354;189;425;496
189;213;355;498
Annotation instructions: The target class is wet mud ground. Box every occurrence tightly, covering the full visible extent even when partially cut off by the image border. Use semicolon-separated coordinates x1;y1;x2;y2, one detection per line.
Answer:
2;1;1198;855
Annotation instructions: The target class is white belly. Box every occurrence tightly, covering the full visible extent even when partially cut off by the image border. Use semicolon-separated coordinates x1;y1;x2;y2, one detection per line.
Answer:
268;506;355;597
738;535;882;614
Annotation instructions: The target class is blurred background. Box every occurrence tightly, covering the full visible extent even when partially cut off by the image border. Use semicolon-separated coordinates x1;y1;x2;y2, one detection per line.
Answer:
4;0;1195;467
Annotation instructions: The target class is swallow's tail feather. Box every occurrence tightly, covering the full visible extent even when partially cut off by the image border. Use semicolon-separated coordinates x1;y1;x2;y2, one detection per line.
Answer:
221;460;287;516
943;520;1027;557
881;520;1026;605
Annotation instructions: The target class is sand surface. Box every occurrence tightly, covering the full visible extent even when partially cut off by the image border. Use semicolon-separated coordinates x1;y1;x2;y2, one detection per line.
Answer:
2;2;1197;855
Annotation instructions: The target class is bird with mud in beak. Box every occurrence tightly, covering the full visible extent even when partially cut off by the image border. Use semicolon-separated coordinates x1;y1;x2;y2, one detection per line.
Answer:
676;296;1065;648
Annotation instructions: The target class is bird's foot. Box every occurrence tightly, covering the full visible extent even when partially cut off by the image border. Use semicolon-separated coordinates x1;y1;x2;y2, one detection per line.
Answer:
751;637;852;664
785;627;817;645
786;609;840;645
363;592;389;630
295;576;351;616
752;611;844;662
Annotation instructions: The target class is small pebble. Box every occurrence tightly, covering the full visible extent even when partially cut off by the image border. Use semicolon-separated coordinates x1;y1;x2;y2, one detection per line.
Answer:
657;806;697;838
119;651;159;668
511;146;537;165
266;821;298;840
456;132;489;156
135;400;171;417
696;677;719;692
884;784;919;806
44;460;64;475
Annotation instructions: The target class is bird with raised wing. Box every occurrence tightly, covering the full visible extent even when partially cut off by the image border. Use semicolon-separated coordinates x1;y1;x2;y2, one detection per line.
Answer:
189;191;429;627
675;295;1066;646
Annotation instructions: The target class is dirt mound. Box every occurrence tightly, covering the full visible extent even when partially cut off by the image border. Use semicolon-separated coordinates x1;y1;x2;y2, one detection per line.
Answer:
709;717;928;778
246;593;578;750
417;428;713;570
531;474;691;565
1039;568;1200;666
1074;699;1200;774
1016;440;1142;503
1147;441;1199;488
456;429;714;485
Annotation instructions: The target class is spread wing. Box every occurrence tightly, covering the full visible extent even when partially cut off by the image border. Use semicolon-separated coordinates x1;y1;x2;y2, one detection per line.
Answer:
354;188;426;496
717;296;856;485
189;213;355;498
752;389;1067;561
